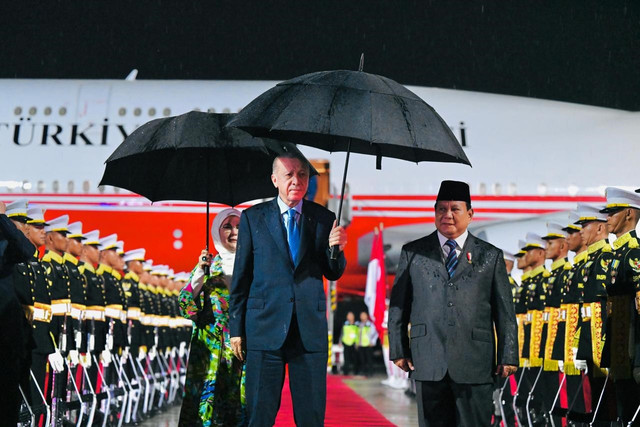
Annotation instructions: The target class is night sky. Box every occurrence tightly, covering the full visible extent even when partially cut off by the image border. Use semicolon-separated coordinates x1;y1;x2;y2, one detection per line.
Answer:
2;1;638;110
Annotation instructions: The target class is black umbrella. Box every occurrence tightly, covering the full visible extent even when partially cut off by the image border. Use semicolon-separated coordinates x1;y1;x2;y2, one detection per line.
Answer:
227;57;471;257
100;111;315;254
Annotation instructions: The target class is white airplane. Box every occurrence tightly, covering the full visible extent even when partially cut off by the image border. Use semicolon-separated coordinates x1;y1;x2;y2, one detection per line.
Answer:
1;71;638;294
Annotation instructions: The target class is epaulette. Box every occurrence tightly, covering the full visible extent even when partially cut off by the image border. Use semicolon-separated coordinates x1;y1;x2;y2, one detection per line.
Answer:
543;270;551;278
630;238;639;249
111;270;122;280
78;265;85;274
564;263;573;270
139;283;148;291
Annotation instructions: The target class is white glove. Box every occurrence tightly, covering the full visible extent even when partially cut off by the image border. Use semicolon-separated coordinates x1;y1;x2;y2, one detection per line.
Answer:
75;330;83;349
48;351;65;373
67;349;79;367
137;346;147;361
148;346;157;361
574;359;588;372
121;346;130;362
100;349;112;366
79;353;92;368
179;342;187;358
106;334;114;351
558;360;564;372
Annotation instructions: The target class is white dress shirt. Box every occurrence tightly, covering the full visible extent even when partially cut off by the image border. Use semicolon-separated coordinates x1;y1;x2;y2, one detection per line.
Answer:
437;230;468;258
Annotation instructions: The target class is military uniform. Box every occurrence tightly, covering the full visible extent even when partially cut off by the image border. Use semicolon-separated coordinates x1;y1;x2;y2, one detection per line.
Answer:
605;229;640;420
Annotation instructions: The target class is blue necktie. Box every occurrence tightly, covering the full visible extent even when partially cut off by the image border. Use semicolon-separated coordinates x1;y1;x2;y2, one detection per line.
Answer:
287;208;300;262
445;239;458;278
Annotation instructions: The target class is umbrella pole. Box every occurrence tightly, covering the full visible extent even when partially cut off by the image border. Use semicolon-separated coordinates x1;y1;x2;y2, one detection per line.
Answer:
331;139;351;260
204;201;210;275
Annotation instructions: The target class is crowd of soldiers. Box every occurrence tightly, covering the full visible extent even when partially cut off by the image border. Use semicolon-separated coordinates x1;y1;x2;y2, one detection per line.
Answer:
496;187;640;426
4;199;193;426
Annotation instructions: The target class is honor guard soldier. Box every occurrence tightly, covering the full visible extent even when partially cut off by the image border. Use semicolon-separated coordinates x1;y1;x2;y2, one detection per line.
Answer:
97;234;127;354
540;223;572;423
137;260;155;359
79;229;107;385
515;239;529;368
9;202;62;405
553;211;590;415
42;215;76;421
572;203;612;416
600;187;640;422
503;250;517;300
123;248;145;359
64;221;88;366
173;272;192;357
42;215;75;356
521;233;550;421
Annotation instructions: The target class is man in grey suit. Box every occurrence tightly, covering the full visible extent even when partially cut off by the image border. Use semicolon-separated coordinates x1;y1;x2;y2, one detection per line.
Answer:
389;180;518;427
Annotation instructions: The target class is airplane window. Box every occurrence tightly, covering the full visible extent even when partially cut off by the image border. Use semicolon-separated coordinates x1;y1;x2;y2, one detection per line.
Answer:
52;180;59;193
163;108;171;116
22;181;32;191
478;183;486;195
59;107;67;116
508;183;517;196
119;108;126;116
113;186;120;194
29;107;37;116
148;108;156;116
493;183;502;195
67;180;75;193
98;185;105;194
134;108;141;116
37;180;45;193
44;107;52;116
208;108;216;113
14;107;22;115
83;180;91;193
537;183;548;196
223;108;231;113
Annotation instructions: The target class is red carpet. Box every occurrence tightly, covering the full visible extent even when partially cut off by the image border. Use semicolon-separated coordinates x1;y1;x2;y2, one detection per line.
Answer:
275;375;395;426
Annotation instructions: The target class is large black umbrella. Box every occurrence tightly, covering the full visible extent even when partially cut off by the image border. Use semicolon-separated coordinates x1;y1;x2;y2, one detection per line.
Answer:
227;60;471;257
100;111;315;253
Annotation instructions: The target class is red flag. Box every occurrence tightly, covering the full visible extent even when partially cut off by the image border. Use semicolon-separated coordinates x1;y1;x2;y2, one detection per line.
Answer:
365;226;387;337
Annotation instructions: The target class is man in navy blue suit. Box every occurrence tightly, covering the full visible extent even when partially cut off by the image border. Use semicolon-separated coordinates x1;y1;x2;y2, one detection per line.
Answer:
229;152;347;426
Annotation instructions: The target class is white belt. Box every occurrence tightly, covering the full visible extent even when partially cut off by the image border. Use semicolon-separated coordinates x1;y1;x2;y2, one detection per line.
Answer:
84;309;105;321
560;309;567;320
581;306;592;319
51;302;71;315
526;313;532;322
127;307;141;320
542;312;550;322
119;311;127;323
33;307;52;322
105;307;122;319
70;306;83;320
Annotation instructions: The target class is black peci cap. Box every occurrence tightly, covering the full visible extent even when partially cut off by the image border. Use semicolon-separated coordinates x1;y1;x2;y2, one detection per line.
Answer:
436;180;471;204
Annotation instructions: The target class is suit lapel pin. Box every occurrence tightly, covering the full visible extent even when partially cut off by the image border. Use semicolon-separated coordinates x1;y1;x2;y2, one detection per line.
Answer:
467;252;472;264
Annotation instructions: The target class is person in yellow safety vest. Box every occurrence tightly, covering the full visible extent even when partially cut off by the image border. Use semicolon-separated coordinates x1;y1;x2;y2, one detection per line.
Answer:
357;311;379;376
340;311;358;375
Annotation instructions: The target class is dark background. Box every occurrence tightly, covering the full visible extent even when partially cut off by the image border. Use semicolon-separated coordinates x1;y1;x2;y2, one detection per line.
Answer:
1;1;638;110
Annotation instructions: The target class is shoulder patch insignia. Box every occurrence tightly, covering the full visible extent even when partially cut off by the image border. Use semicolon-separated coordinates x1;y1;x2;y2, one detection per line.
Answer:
629;258;640;274
122;281;131;291
600;258;612;273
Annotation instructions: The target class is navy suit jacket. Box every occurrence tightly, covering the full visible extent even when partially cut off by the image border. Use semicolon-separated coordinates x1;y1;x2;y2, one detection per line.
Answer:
229;198;346;352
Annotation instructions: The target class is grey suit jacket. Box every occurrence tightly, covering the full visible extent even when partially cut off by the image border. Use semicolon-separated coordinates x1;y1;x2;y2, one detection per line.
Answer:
388;231;518;384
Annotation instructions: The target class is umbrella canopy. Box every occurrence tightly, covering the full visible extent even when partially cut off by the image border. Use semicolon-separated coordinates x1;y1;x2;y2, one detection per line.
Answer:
227;70;471;168
100;111;315;207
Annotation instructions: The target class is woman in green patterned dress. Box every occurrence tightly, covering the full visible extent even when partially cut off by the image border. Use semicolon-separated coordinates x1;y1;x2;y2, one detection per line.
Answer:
178;208;246;426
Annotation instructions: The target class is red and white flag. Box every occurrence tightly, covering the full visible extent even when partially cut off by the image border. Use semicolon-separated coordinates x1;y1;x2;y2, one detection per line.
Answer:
364;226;387;337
